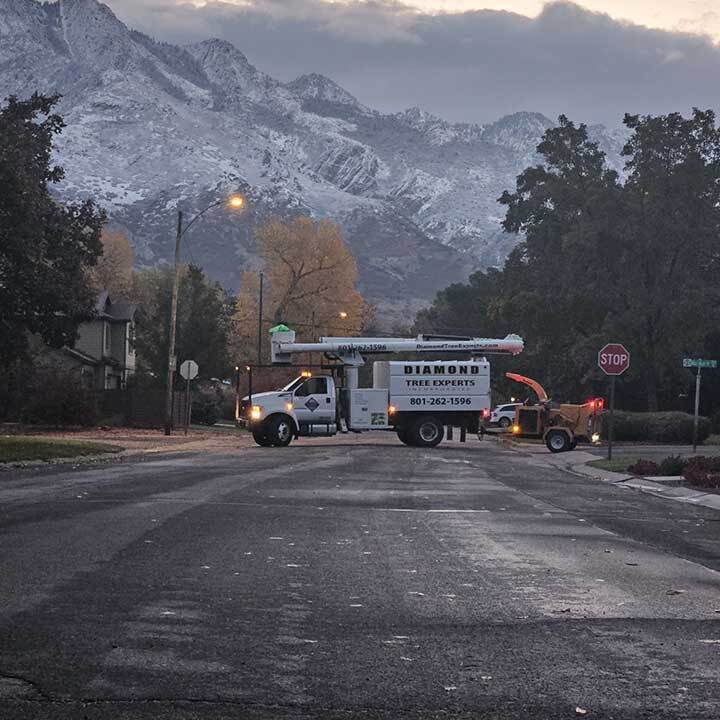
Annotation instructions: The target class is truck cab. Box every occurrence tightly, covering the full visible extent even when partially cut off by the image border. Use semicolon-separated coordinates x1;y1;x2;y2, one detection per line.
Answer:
242;373;339;447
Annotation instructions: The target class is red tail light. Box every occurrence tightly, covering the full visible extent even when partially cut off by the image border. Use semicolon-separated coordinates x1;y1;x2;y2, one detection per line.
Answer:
481;409;490;418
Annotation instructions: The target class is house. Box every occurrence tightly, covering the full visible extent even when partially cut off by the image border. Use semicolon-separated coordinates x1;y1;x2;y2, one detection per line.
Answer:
60;292;137;390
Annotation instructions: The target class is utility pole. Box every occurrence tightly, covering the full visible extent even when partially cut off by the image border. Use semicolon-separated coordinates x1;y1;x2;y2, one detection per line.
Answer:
257;272;264;365
164;210;183;435
163;193;246;435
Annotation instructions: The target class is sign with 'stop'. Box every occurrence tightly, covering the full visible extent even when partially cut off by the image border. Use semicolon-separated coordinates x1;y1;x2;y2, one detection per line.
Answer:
180;359;199;381
598;343;630;376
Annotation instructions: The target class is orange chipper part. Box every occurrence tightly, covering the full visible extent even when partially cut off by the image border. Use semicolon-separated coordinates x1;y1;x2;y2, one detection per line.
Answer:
504;372;549;402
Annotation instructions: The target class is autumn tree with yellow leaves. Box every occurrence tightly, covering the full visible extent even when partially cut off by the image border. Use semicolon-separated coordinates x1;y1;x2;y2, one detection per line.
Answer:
232;217;371;363
87;229;134;296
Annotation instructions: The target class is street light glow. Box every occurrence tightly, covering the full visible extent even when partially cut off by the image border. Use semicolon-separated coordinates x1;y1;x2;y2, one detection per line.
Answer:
228;194;245;209
339;311;348;319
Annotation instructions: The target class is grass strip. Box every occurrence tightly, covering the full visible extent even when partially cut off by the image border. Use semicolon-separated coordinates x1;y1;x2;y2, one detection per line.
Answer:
0;436;122;463
586;457;638;473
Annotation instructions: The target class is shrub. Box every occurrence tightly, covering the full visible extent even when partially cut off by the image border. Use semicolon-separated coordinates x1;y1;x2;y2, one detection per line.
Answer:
712;410;720;434
220;392;236;421
627;459;660;476
604;411;711;444
191;395;220;426
658;455;687;476
682;456;720;488
21;364;97;428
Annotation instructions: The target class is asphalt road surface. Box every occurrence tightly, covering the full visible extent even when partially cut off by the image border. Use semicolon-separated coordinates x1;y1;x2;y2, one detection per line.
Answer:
1;438;719;719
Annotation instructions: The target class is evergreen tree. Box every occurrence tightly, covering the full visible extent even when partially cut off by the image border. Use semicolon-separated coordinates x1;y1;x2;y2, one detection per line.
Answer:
132;265;233;381
0;94;105;367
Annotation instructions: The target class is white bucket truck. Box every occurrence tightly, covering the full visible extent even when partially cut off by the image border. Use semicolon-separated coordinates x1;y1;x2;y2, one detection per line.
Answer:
240;326;523;447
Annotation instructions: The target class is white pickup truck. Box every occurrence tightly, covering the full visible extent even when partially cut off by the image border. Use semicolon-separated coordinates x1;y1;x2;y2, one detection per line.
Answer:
239;327;524;448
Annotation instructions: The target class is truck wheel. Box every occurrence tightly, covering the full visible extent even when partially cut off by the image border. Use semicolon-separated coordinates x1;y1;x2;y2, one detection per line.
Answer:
396;426;415;446
267;415;294;447
252;427;273;447
546;429;571;453
411;416;444;447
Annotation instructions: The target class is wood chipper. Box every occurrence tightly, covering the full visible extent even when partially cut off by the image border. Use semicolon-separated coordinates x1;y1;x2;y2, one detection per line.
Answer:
505;372;604;453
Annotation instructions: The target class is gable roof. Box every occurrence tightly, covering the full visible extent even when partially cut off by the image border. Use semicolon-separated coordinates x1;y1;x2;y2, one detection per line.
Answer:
96;291;137;322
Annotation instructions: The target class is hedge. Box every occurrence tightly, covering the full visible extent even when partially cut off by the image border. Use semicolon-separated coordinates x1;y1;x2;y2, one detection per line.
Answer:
602;411;711;444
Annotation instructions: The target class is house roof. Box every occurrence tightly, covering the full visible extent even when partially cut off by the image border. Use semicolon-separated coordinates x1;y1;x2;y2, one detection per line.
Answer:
63;347;101;366
96;291;137;322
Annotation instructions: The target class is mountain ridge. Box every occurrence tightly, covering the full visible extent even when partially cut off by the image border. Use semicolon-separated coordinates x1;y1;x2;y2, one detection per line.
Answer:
0;0;624;320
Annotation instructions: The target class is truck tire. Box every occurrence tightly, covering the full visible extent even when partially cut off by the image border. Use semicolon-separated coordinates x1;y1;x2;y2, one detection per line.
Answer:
266;415;294;447
252;427;273;447
411;416;444;447
546;429;571;453
396;426;415;446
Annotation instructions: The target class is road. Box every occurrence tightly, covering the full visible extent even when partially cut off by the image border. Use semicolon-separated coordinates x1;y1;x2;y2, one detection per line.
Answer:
1;437;719;719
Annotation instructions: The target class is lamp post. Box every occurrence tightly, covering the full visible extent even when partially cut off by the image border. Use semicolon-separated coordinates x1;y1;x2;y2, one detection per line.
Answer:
257;272;264;365
164;193;246;435
234;365;241;424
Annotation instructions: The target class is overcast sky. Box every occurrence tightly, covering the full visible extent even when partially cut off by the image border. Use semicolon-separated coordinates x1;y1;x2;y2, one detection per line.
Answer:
102;0;720;126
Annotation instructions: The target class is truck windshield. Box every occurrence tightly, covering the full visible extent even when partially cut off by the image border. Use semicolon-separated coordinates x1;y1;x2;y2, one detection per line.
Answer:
281;377;305;392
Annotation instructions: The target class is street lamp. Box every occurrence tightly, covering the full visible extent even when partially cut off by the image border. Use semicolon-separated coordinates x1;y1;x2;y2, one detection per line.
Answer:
339;311;348;319
234;365;241;424
164;193;246;435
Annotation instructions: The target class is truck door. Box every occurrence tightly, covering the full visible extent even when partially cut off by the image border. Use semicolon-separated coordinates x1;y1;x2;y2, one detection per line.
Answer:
293;376;335;425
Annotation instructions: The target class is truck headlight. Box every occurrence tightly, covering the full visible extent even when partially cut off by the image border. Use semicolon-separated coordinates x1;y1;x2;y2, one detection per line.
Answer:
285;402;294;412
388;405;397;415
250;405;262;420
512;424;521;434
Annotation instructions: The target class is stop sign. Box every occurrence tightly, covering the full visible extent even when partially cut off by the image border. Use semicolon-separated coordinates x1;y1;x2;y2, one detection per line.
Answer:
598;343;630;376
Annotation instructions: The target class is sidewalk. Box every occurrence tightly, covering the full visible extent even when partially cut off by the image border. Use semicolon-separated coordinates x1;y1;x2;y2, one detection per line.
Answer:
512;442;720;512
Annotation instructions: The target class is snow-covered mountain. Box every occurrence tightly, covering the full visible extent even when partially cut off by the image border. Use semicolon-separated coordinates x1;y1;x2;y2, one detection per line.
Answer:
0;0;624;316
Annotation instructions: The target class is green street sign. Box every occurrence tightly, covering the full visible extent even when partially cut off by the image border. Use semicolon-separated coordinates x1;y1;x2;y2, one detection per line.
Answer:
683;358;717;369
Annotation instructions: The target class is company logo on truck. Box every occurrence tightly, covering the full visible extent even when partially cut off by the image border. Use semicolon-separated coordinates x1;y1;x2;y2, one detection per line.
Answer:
404;365;481;375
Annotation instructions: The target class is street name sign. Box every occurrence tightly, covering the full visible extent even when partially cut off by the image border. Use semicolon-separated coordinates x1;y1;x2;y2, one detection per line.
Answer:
683;358;717;451
683;358;717;369
598;343;630;376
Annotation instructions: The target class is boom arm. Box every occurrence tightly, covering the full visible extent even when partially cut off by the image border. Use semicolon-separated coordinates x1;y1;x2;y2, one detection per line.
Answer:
271;330;524;365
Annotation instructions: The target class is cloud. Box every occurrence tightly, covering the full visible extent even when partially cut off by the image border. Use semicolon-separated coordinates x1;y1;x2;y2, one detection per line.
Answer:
104;0;720;126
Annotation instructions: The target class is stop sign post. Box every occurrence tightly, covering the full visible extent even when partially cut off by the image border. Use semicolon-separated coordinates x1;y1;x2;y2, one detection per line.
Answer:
598;343;630;460
179;360;199;435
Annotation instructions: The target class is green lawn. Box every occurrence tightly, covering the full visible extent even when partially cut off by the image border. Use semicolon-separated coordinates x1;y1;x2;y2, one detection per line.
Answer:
587;457;639;473
0;436;122;463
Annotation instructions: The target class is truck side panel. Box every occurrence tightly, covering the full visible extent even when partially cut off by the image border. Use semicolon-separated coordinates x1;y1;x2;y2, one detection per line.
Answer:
349;389;390;429
383;360;490;413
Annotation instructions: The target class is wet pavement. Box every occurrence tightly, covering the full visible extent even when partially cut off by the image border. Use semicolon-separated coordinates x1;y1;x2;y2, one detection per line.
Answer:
1;438;719;718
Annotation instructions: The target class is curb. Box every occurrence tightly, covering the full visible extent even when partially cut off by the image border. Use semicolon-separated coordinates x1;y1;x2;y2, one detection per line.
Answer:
569;462;720;512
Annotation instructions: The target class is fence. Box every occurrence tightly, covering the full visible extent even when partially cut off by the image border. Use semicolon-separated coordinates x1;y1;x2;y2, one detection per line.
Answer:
99;388;189;428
